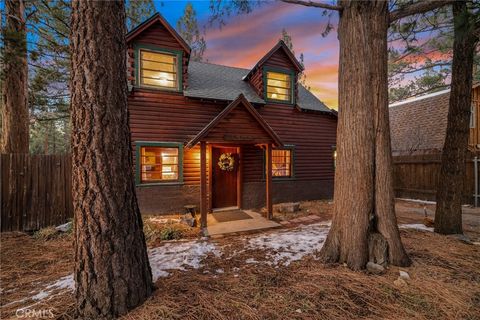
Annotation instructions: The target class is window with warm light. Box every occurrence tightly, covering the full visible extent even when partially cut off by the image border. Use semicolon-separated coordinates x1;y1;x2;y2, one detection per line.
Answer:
139;49;178;89
272;149;292;177
265;71;292;102
140;146;179;182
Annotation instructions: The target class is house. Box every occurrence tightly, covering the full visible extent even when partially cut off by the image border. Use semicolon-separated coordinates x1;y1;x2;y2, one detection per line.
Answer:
126;13;337;227
389;83;480;156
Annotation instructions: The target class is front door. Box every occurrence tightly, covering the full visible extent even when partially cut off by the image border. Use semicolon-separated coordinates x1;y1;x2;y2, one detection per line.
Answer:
212;147;238;209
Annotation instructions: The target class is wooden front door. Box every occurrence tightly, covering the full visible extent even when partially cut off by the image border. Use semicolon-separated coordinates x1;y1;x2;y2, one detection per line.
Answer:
212;147;238;209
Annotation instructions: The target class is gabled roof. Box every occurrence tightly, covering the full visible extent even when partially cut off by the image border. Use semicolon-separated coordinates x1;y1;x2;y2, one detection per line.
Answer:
244;40;304;80
184;61;333;114
126;13;191;55
186;94;284;149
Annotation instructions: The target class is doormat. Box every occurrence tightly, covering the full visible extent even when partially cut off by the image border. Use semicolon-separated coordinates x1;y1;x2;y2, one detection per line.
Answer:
212;210;253;223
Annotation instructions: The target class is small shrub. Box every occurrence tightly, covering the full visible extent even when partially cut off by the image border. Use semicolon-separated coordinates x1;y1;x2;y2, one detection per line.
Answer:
143;220;184;243
159;226;183;241
33;226;59;241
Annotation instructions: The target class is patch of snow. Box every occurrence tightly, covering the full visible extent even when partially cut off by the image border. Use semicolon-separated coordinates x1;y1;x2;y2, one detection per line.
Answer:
55;221;72;232
245;258;258;264
148;217;180;224
215;268;224;274
399;223;434;232
149;240;220;281
245;223;330;266
396;198;436;205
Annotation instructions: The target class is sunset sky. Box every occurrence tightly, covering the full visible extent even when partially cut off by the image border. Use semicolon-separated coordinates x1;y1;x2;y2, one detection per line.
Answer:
156;0;341;109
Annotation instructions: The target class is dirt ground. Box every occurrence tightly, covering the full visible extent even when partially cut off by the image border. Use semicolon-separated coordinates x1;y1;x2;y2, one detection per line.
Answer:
1;199;479;320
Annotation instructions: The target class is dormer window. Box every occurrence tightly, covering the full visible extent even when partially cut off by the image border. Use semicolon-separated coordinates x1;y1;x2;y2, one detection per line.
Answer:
264;68;294;104
136;45;182;91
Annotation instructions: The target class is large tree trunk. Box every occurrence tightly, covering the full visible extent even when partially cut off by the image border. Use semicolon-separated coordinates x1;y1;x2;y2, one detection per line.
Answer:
435;1;478;235
1;0;29;153
320;0;410;269
70;1;153;318
371;1;411;267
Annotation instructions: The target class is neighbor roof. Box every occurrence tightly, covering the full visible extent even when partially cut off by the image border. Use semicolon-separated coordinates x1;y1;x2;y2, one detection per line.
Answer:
389;90;450;155
185;61;333;114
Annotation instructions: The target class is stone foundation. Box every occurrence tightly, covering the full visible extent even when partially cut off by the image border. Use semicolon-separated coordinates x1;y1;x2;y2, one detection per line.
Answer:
136;179;334;215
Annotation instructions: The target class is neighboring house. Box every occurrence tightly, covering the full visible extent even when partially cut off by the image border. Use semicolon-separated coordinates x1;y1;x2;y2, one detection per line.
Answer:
389;83;480;156
125;13;337;224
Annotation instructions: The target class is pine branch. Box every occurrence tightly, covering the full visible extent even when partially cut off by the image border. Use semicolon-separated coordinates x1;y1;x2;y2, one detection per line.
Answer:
389;0;454;23
280;0;342;11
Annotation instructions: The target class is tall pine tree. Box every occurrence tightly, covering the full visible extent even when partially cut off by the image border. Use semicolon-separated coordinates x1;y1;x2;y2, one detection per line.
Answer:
177;3;206;62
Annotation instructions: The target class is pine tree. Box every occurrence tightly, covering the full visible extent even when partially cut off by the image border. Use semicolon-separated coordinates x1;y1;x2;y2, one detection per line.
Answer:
70;0;153;317
1;0;29;153
435;1;479;235
280;28;309;90
388;4;480;102
21;0;155;154
177;3;207;62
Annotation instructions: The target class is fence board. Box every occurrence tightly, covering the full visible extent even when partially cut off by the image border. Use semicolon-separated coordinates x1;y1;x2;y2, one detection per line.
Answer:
1;154;73;232
393;154;477;204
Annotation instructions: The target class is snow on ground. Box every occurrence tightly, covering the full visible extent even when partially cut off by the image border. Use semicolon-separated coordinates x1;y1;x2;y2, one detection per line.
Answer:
149;240;220;280
9;220;434;305
8;240;219;305
399;223;434;232
245;222;331;266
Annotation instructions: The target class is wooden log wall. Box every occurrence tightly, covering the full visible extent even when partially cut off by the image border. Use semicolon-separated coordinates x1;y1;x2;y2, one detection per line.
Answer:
0;154;73;232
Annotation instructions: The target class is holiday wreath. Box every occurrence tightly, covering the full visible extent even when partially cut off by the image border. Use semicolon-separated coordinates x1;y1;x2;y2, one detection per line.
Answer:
218;153;235;171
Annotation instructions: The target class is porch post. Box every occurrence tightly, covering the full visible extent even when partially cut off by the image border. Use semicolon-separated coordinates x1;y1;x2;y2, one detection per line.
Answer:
266;143;273;219
200;141;207;229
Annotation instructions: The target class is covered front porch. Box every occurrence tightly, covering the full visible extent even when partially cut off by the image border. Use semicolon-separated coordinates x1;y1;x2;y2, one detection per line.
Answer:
185;94;284;231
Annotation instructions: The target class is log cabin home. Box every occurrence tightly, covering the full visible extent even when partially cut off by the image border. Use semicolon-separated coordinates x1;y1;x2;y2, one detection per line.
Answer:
389;83;480;157
126;13;337;227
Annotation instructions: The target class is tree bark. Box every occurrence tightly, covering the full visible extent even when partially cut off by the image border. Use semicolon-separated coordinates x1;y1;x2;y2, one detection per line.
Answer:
320;0;410;269
435;1;478;235
1;0;29;153
371;1;411;267
70;1;153;318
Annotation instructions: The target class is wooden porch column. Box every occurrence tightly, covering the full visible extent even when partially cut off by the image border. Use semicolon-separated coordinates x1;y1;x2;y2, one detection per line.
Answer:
265;143;273;219
200;141;207;229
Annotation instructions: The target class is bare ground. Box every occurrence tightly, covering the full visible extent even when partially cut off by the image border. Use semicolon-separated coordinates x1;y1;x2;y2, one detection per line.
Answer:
1;200;479;320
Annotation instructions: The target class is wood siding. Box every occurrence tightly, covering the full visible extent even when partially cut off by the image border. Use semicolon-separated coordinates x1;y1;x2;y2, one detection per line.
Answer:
128;89;337;187
469;86;480;150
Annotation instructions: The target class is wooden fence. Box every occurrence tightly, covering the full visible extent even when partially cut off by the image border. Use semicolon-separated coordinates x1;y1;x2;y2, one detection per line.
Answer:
1;154;73;232
393;153;478;205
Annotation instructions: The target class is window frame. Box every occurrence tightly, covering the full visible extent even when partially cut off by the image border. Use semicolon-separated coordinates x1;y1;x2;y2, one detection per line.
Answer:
263;66;296;105
263;145;295;180
135;141;184;186
134;44;183;92
470;102;476;129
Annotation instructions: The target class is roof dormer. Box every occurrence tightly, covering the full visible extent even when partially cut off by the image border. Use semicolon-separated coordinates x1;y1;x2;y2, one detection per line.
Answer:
244;40;304;105
126;13;191;92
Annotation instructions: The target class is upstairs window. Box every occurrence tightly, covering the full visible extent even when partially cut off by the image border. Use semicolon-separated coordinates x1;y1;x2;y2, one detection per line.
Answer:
139;145;180;183
272;149;292;177
265;70;292;103
139;49;178;90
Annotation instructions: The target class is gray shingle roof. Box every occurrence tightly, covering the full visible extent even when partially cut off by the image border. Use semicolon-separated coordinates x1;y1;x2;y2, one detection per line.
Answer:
389;90;450;155
184;61;333;114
